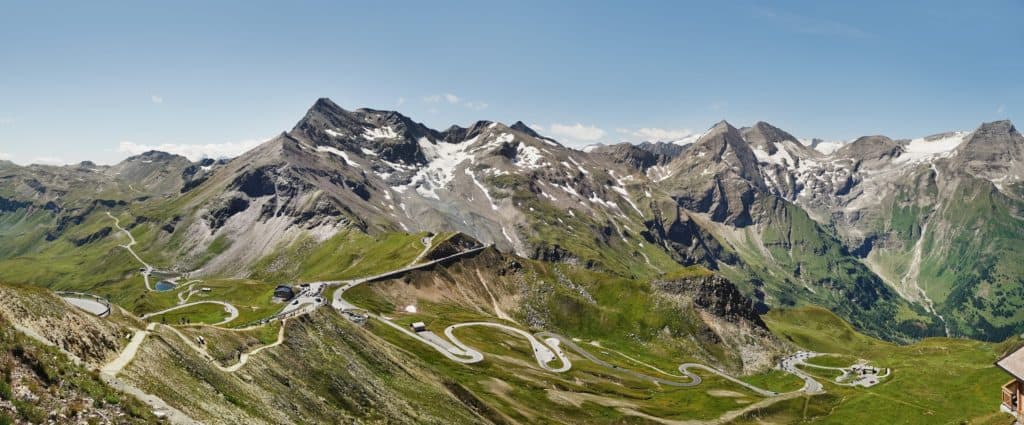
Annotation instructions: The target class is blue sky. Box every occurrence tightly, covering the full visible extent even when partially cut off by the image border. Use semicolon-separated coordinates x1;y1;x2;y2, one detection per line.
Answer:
0;1;1021;164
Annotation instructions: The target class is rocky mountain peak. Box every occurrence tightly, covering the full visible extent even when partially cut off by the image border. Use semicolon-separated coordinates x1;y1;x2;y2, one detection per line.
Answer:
590;143;661;170
741;121;799;154
835;135;902;161
636;141;687;160
707;120;734;135
291;97;358;137
977;119;1017;134
959;120;1020;150
122;150;187;163
592;141;687;171
510;121;541;138
951;120;1024;180
442;120;494;143
691;121;762;178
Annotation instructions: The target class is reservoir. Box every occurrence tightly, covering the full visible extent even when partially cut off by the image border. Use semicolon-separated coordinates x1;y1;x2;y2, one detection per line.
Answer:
155;281;176;291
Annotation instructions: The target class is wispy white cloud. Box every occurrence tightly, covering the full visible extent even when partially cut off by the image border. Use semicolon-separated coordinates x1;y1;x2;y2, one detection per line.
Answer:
0;152;12;161
118;138;268;161
424;93;461;104
464;101;488;111
30;156;69;166
530;123;545;132
752;7;871;39
631;127;695;142
423;93;488;110
997;104;1007;115
549;123;606;142
396;97;406;107
151;95;163;104
0;117;15;126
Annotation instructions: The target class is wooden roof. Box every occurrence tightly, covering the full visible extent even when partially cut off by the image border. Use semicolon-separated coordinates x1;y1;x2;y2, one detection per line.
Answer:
997;344;1024;381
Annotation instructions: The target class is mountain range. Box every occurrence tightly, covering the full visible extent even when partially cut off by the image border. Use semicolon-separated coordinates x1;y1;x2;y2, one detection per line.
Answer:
4;98;1024;342
1;97;1023;423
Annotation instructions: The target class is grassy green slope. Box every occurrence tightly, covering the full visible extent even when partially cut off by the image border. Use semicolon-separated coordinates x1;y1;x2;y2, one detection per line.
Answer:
755;306;1015;425
718;196;942;342
866;168;1024;340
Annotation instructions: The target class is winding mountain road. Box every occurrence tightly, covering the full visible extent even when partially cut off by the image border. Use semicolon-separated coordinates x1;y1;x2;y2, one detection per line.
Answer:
101;323;156;375
108;212;155;291
445;322;571;372
327;248;826;399
329;245;488;311
787;352;888;388
163;320;288;373
537;332;701;387
90;217;840;422
141;301;239;326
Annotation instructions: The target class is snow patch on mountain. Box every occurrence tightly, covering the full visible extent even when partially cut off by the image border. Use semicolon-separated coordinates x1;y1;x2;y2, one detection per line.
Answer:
515;144;547;169
567;156;590;174
673;132;704;146
404;137;475;199
752;145;795;167
609;185;642;215
316;146;360;167
800;138;845;155
363;126;398;140
466;168;499;210
588;192;620;211
893;132;966;164
646;165;672;182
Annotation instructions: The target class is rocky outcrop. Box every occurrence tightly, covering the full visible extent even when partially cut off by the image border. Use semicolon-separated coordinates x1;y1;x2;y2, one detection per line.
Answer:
529;243;580;265
652;273;786;372
654;274;767;328
642;207;735;268
231;167;278;198
203;196;250;232
425;233;483;261
71;226;111;247
0;196;32;212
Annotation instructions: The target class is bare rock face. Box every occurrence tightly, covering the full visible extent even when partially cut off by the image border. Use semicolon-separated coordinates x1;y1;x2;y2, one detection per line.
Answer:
654;274;766;328
663;121;768;227
590;142;684;171
424;233;482;261
642;206;735;268
291;97;441;166
741;121;799;154
952;120;1024;181
652;273;785;373
836;135;904;165
591;143;661;170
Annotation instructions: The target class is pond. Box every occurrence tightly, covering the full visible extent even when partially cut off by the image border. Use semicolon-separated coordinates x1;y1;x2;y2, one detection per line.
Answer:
154;281;177;292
